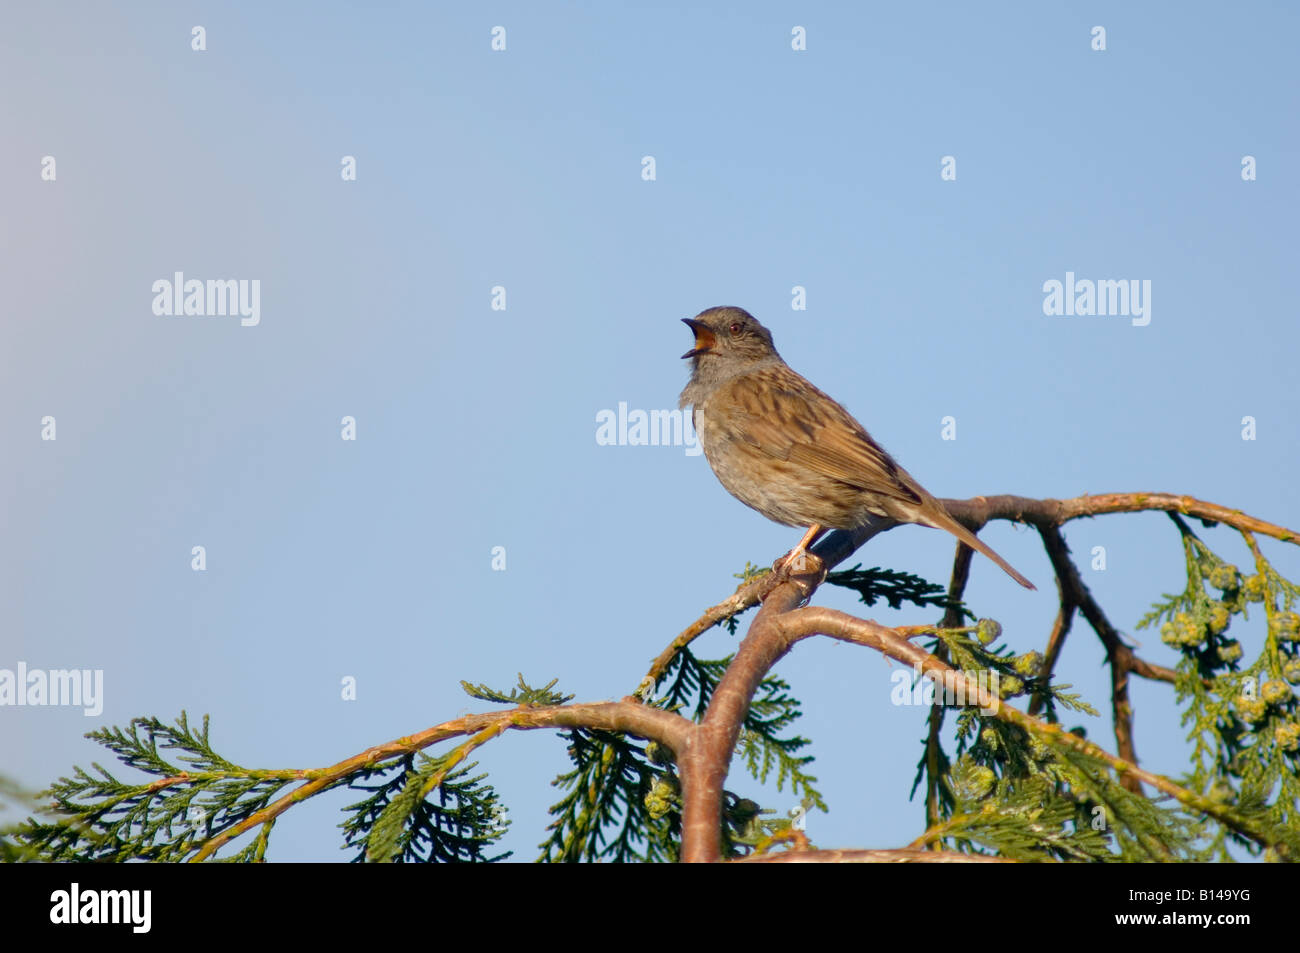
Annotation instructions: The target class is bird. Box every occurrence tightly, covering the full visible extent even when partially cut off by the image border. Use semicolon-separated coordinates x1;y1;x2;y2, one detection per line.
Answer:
678;306;1035;590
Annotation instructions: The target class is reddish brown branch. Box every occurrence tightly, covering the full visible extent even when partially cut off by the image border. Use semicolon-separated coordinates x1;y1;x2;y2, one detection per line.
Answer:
669;491;1295;860
678;562;823;862
1128;655;1178;684
941;492;1299;544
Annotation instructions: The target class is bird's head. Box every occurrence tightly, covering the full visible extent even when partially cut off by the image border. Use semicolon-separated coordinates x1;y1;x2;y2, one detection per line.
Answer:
681;307;778;370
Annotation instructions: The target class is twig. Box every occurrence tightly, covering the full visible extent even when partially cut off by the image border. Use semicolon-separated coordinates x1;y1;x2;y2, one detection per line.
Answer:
638;516;897;694
926;543;974;832
1037;525;1144;793
1028;595;1076;716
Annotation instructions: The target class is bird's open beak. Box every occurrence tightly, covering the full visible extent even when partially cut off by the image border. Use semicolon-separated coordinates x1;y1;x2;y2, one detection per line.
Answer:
681;318;717;359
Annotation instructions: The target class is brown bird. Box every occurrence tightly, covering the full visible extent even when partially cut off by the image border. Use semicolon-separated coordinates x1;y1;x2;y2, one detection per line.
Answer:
679;306;1035;589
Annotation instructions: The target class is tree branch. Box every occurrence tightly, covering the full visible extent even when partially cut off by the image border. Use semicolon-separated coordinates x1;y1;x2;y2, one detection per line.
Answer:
941;492;1299;544
772;607;1292;859
1036;525;1144;792
192;699;692;862
649;492;1292;701
668;491;1297;860
678;561;825;862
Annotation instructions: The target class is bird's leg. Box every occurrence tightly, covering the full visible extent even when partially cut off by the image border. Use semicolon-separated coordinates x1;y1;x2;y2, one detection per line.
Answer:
776;524;828;575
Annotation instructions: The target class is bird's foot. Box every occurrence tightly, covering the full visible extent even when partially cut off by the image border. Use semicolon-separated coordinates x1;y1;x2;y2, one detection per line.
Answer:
767;547;826;597
776;546;823;575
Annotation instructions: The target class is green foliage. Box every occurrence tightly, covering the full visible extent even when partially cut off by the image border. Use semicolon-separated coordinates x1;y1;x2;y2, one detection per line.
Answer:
659;648;823;813
910;520;1300;862
911;622;1204;861
0;778;46;862
1;711;509;863
341;754;509;863
10;523;1300;864
3;713;293;861
461;674;572;707
721;793;814;851
539;645;824;861
938;719;1200;861
718;562;769;634
929;735;1208;862
935;759;1113;861
929;620;1097;724
539;728;678;863
720;563;965;635
827;564;971;617
1137;522;1300;860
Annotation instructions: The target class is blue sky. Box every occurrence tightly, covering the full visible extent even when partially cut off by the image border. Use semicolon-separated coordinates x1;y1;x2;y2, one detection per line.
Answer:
2;2;1298;860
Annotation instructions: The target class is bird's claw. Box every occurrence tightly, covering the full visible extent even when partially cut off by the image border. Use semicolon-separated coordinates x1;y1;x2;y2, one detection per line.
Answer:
765;548;827;598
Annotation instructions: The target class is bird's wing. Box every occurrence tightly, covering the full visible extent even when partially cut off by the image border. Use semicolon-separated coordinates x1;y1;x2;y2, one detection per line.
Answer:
721;364;925;507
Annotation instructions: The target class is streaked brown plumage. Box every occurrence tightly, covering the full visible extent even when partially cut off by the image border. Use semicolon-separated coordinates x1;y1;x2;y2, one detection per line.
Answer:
679;306;1034;589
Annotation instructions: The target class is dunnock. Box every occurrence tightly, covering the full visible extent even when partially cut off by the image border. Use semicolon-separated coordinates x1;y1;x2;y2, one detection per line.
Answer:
679;306;1034;590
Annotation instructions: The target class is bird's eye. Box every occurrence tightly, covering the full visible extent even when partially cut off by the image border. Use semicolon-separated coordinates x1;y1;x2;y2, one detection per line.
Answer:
728;322;743;334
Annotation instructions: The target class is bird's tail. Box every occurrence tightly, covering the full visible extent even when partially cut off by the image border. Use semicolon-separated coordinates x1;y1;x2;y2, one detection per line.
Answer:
926;509;1036;590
